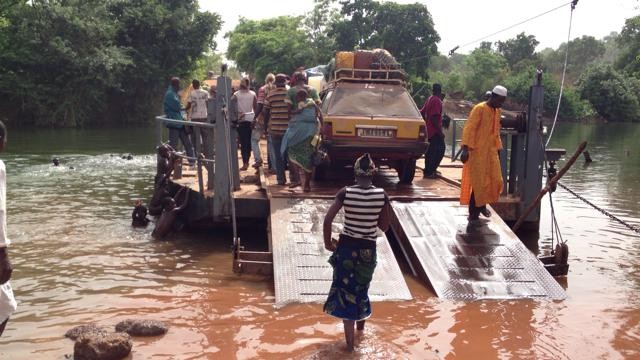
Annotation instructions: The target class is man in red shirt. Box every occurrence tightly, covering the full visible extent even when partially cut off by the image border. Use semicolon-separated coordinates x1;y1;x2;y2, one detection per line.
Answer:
420;83;445;178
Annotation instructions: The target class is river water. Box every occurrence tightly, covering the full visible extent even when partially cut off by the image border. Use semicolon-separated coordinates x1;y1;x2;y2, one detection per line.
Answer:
0;123;638;359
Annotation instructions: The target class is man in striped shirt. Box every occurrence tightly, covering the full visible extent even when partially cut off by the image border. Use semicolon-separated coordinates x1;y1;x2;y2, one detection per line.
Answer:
264;74;299;185
322;153;390;352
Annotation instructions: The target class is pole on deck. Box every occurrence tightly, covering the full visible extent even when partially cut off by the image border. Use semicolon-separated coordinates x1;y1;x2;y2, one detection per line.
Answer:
512;141;587;232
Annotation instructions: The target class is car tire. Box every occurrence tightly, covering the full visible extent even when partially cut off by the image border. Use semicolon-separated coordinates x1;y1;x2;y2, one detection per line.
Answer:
313;163;328;181
397;159;416;184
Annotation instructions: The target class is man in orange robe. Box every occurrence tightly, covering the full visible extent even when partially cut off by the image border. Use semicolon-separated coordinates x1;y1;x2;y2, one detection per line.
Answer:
460;85;507;221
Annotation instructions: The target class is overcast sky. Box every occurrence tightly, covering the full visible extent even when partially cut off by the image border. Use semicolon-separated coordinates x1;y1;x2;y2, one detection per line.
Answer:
199;0;638;56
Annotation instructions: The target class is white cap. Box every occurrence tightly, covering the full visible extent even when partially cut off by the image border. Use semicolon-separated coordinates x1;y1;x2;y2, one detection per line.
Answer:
492;85;507;97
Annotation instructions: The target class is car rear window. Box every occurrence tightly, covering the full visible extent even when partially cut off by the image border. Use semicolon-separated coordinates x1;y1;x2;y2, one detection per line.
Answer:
326;83;421;118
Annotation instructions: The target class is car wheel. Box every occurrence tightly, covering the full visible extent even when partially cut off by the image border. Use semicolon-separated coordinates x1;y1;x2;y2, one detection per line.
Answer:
313;163;328;181
398;159;416;184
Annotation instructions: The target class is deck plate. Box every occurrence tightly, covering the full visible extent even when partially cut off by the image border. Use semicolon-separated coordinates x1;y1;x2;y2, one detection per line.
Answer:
271;197;412;308
391;201;566;300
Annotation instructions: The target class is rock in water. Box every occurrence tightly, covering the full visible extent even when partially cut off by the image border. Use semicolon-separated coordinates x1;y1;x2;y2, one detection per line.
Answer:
64;324;110;340
115;319;168;336
73;332;132;360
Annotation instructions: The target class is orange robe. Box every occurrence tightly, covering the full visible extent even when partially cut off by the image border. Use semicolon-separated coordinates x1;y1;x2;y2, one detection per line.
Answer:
460;102;503;206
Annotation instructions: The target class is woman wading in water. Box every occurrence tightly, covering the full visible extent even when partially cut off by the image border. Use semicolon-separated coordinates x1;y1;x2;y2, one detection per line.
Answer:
322;153;390;351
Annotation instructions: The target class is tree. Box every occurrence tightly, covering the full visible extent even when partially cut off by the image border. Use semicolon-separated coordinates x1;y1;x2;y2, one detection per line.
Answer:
504;67;591;120
107;0;221;124
226;16;316;81
496;32;539;70
462;47;508;100
0;1;132;126
330;0;440;77
577;64;640;122
0;0;221;127
615;15;640;77
304;0;339;65
542;36;606;83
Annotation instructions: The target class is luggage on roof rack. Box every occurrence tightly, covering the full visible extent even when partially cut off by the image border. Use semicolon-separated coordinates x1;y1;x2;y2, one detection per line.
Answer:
332;49;406;83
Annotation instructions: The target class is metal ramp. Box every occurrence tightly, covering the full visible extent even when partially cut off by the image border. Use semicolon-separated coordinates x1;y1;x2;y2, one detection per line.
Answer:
270;197;412;308
391;201;566;300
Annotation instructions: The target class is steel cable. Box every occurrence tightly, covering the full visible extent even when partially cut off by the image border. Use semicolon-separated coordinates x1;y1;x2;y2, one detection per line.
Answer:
557;181;640;235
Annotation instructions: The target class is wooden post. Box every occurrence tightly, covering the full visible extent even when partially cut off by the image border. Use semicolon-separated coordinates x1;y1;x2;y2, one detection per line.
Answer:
512;141;587;232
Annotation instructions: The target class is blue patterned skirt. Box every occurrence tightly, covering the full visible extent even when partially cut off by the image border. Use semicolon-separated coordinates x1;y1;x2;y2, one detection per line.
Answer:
323;234;377;321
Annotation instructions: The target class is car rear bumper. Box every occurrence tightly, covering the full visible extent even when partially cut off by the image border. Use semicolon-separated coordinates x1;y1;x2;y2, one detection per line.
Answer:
323;139;428;162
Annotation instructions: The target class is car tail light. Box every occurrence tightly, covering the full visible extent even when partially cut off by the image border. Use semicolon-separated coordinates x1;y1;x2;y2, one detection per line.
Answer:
322;122;333;138
418;124;427;141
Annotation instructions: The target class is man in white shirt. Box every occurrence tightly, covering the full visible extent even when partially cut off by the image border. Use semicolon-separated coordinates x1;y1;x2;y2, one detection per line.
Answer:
231;78;257;170
186;79;214;177
0;121;17;337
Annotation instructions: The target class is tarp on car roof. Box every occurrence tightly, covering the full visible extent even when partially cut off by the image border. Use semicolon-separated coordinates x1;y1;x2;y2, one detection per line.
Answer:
325;82;421;119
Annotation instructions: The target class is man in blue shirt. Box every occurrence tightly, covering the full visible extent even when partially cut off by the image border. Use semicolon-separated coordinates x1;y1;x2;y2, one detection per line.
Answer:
163;77;195;165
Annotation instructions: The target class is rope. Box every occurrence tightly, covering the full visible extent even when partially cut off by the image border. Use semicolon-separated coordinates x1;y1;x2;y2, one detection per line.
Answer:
557;182;640;234
171;152;215;164
546;2;577;147
449;1;574;54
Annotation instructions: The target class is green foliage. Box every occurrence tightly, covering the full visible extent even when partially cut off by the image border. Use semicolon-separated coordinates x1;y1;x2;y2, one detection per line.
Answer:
462;48;508;100
0;0;220;127
504;68;591;120
226;16;316;81
330;0;440;77
577;64;640;122
615;15;640;77
496;32;539;70
541;36;606;83
304;0;339;65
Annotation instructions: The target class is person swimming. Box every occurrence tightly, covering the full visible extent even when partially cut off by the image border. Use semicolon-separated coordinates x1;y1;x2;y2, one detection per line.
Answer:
131;200;150;227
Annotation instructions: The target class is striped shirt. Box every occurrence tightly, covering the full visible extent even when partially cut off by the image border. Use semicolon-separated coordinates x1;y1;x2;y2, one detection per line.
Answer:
264;86;290;136
338;185;388;241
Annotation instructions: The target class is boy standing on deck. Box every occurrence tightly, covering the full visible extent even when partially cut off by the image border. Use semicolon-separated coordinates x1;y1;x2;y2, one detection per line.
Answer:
322;153;391;352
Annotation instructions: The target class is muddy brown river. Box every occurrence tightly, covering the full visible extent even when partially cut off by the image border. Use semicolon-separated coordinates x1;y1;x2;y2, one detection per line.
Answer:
0;124;638;359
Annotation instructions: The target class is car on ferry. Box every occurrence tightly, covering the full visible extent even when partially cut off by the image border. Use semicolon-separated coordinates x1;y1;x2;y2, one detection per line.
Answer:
317;78;428;184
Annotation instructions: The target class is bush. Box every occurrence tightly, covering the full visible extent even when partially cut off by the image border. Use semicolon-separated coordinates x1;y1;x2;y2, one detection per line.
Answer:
503;68;591;120
577;64;640;122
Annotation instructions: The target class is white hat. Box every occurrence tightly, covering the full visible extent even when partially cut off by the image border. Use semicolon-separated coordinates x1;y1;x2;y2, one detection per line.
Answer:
492;85;508;97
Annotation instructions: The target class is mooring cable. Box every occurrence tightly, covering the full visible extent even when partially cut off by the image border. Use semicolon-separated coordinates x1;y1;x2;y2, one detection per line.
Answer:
546;1;578;147
556;182;640;235
447;0;574;55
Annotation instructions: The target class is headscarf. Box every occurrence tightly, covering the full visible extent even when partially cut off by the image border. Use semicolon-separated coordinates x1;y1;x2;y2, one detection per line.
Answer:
354;153;376;177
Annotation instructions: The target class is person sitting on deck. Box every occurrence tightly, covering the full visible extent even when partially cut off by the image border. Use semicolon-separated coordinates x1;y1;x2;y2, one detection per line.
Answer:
322;153;391;352
152;186;189;239
131;200;150;227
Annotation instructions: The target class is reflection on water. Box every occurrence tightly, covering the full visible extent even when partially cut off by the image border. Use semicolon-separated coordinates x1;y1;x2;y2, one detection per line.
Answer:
0;124;638;359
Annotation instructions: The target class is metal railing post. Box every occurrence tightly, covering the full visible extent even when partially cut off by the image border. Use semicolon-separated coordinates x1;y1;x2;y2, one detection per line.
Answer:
451;120;457;160
156;119;163;145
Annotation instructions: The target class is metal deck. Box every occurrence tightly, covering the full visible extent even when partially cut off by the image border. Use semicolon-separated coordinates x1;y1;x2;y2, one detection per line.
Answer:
391;201;566;300
270;197;412;308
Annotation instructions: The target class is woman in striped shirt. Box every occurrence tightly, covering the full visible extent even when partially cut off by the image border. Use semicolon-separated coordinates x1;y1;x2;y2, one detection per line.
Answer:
322;153;390;352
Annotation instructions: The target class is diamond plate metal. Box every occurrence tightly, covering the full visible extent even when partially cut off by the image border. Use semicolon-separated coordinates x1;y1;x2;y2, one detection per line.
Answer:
392;201;566;300
271;197;412;308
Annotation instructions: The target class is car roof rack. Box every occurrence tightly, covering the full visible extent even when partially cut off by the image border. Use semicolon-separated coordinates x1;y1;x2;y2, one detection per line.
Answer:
332;68;407;86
